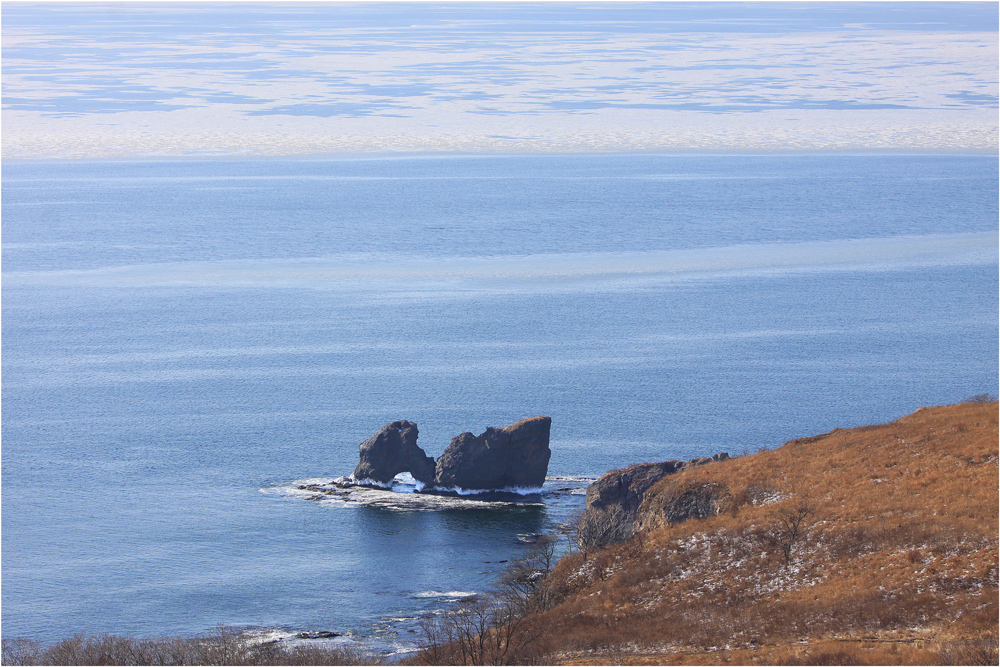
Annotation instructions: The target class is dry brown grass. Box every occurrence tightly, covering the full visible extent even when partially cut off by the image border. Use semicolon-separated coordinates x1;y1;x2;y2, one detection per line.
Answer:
0;626;381;666
512;402;998;666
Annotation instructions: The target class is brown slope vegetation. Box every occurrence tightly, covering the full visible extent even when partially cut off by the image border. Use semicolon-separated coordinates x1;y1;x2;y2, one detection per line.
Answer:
462;402;998;665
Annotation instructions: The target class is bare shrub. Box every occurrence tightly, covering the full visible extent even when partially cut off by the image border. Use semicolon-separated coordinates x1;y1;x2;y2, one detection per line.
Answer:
937;630;1000;666
1;638;42;666
652;480;734;525
743;478;784;506
792;648;867;665
416;593;545;665
415;543;561;665
280;643;379;666
599;643;638;665
0;628;382;666
574;505;632;552
496;534;559;610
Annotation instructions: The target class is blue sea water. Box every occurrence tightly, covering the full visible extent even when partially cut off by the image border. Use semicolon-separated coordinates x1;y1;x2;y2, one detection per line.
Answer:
2;154;997;653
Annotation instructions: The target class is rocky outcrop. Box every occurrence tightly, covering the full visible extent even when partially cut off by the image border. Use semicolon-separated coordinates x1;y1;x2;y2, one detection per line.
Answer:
434;416;551;491
634;479;734;532
352;420;436;487
348;417;551;493
585;461;685;517
579;452;729;548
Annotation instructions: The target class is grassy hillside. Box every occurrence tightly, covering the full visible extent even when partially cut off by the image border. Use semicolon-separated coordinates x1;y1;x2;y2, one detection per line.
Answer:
416;401;998;665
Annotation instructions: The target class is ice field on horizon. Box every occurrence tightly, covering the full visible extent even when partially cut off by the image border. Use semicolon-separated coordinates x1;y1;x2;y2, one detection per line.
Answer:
2;2;997;158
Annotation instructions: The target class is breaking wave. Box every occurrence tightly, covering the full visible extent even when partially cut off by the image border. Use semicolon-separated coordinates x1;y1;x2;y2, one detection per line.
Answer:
431;484;544;496
244;627;357;649
262;473;592;511
411;590;478;599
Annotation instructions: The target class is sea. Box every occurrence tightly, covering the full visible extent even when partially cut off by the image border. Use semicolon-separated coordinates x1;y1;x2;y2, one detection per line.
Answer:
2;153;997;656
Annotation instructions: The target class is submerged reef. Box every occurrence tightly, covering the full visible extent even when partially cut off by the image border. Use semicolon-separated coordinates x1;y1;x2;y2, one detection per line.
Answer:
349;417;551;494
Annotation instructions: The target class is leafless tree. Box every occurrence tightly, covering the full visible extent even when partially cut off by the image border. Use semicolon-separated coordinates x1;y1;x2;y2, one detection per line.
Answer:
497;534;558;610
767;498;815;565
1;638;42;666
417;593;544;665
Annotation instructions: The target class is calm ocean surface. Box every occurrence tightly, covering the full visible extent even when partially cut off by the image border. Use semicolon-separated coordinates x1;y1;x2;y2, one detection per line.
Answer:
2;154;997;653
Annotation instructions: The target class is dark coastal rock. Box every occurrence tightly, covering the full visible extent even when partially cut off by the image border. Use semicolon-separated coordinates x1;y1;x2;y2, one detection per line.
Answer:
433;416;551;491
295;631;341;639
585;461;685;517
635;479;735;532
578;452;730;548
683;452;731;468
352;420;436;487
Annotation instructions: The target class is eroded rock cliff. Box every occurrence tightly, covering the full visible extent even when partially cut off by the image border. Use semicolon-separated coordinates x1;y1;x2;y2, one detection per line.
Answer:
579;452;729;547
352;420;436;487
434;416;552;490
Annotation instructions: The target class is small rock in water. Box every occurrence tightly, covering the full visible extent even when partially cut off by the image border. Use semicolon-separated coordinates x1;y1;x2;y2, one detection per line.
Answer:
295;630;341;639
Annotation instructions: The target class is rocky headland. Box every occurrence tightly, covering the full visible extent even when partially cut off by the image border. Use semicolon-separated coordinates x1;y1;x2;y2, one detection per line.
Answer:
410;401;998;666
579;452;731;547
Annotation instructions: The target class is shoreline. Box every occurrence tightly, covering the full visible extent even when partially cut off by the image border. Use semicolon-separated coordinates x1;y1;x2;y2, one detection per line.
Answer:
7;401;996;665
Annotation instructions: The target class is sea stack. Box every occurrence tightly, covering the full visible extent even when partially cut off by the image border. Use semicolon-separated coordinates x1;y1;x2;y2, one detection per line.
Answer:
433;416;552;491
349;417;552;493
352;420;436;487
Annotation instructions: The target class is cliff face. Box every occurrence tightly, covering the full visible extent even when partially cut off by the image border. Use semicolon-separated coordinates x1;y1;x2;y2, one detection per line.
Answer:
352;420;436;487
435;416;552;490
585;461;685;515
634;478;734;532
580;453;729;547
